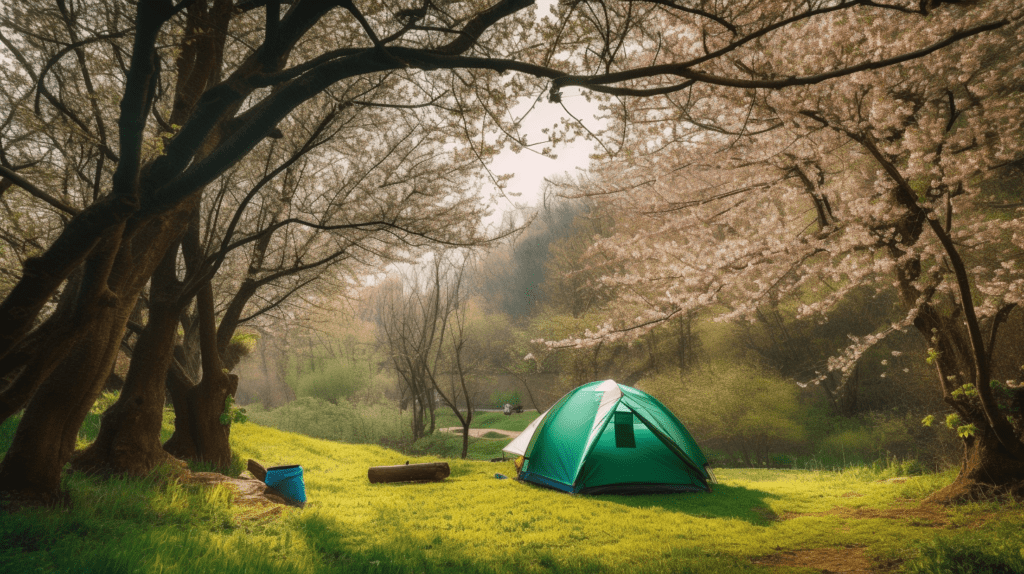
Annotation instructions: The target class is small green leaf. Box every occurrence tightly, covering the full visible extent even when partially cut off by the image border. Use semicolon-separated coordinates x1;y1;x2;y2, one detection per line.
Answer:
945;413;962;430
957;424;977;439
921;415;935;427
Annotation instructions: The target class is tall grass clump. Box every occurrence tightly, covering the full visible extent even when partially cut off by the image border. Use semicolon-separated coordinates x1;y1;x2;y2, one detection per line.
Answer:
903;518;1024;574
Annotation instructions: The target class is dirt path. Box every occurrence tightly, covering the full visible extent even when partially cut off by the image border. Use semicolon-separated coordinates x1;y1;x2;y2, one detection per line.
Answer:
438;427;521;439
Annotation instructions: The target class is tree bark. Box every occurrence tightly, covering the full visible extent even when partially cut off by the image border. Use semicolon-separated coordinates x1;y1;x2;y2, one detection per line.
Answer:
367;462;450;483
927;427;1024;503
0;197;198;501
163;367;238;468
163;278;237;468
71;239;188;476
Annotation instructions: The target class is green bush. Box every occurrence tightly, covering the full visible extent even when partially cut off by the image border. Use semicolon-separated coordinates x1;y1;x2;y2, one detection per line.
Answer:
801;408;953;471
288;359;373;404
402;431;510;460
641;364;809;467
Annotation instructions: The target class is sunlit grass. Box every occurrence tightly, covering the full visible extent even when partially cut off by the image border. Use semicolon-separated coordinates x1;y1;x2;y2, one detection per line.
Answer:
228;424;1008;573
1;421;1020;573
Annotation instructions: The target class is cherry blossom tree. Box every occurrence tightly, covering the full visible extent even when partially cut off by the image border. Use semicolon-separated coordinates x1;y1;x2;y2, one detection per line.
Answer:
551;0;1024;500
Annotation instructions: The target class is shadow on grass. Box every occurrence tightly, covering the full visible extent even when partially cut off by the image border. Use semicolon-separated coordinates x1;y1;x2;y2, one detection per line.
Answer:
592;483;781;525
294;513;763;574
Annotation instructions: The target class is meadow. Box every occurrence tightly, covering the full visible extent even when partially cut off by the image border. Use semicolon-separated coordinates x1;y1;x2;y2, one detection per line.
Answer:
2;419;1023;574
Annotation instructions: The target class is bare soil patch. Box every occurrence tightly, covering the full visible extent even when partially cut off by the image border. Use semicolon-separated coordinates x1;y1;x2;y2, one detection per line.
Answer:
754;546;880;573
781;503;950;528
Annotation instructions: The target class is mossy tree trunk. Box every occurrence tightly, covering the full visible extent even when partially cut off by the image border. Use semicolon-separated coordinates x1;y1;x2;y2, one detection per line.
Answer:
70;228;191;476
0;211;185;502
163;277;237;469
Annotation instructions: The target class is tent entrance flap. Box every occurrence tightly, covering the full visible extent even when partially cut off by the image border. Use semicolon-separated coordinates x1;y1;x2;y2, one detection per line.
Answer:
614;412;636;448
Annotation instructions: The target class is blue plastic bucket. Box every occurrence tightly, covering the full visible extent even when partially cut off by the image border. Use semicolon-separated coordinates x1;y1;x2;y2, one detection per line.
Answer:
264;465;306;504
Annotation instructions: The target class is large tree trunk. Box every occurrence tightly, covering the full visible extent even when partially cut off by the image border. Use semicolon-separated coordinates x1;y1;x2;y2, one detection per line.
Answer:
873;153;1024;500
163;279;238;469
70;0;240;477
0;207;192;502
0;223;137;503
0;270;87;424
163;368;238;468
911;305;1024;501
928;427;1024;503
0;310;127;503
71;242;188;476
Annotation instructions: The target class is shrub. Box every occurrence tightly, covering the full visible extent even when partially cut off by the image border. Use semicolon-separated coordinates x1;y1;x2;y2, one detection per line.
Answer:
641;364;809;467
288;360;373;404
805;409;957;471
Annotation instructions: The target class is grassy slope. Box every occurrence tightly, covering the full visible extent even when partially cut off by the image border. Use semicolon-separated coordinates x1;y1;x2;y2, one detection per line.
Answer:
2;422;1022;574
433;410;540;432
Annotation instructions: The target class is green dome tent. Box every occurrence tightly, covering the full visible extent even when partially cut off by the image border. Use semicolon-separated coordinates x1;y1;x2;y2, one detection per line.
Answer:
503;380;713;494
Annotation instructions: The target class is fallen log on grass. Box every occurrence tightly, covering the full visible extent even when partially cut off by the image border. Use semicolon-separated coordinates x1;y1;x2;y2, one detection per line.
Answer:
368;462;450;484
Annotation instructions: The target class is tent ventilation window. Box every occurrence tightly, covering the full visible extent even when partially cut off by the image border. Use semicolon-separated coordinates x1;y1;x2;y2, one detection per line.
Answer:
614;411;636;448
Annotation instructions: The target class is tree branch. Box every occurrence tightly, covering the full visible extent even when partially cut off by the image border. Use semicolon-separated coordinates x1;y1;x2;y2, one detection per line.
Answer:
0;166;81;216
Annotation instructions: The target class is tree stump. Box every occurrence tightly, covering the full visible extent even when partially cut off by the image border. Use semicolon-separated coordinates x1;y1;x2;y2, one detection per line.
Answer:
367;462;450;483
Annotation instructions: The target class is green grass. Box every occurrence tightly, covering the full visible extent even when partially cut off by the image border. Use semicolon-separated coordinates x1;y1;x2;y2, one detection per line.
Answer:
0;391;177;454
434;410;539;432
2;422;1022;573
407;432;512;461
417;410;538;460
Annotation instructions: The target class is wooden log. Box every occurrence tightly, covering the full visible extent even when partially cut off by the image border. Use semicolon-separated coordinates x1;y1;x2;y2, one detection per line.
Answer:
247;459;268;482
368;462;450;484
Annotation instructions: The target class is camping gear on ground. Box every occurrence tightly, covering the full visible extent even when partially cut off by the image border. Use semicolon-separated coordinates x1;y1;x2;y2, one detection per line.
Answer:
503;379;713;494
368;461;450;483
264;464;307;504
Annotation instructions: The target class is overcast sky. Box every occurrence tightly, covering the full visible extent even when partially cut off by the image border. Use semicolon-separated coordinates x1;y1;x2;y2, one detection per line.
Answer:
487;87;603;214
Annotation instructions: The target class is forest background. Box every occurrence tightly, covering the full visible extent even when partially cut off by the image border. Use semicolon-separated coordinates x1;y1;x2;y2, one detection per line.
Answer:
235;194;987;473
